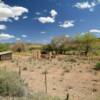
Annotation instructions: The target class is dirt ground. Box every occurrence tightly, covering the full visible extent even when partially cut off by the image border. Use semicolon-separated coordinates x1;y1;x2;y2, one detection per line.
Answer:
0;53;100;100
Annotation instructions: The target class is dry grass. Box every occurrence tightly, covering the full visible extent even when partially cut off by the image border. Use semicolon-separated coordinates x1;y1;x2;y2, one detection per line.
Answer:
0;53;100;100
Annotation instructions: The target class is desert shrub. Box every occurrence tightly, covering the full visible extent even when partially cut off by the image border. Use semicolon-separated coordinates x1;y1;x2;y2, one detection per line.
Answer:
0;92;60;100
95;62;100;70
0;69;25;97
11;42;26;52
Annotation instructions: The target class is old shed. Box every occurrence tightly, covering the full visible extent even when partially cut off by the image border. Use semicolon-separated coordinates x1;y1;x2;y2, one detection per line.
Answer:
0;51;12;61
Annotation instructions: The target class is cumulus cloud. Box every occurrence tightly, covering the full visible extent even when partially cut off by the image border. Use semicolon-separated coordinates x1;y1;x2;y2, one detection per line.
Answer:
0;33;15;40
38;17;55;24
59;20;74;28
89;29;100;33
0;1;28;22
50;10;58;18
14;17;19;21
74;1;96;11
0;24;6;30
38;9;57;24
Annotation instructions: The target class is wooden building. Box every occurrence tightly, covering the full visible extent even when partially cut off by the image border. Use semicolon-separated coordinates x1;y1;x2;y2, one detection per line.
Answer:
0;51;12;61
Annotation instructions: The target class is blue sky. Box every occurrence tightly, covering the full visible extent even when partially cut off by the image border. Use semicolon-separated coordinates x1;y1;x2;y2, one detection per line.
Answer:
0;0;100;43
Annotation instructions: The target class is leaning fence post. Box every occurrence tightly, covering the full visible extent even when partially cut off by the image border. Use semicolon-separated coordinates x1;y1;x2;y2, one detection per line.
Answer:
17;59;21;78
19;65;21;78
65;93;69;100
44;70;48;93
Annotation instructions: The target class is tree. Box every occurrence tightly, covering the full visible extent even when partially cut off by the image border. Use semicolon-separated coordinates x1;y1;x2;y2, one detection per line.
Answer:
11;42;26;52
75;32;96;56
42;44;53;53
50;35;72;54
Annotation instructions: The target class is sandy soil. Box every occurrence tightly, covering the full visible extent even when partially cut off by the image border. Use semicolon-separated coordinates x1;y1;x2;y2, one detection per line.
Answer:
0;54;100;100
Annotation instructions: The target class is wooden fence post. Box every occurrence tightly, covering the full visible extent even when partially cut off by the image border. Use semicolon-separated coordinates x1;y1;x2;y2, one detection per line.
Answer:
17;60;21;78
44;70;48;93
49;52;52;60
65;93;69;100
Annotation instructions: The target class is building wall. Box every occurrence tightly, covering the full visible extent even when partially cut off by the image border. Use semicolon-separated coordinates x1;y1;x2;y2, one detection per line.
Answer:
0;53;12;61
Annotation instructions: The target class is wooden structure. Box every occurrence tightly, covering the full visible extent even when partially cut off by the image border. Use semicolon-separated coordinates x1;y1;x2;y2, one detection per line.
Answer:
33;50;55;60
33;50;41;60
0;51;12;61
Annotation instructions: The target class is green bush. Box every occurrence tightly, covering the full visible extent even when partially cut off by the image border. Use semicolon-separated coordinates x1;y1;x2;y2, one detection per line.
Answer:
95;62;100;70
0;69;25;97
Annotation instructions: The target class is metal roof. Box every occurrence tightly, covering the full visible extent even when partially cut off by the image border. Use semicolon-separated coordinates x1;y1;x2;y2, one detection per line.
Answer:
0;51;12;55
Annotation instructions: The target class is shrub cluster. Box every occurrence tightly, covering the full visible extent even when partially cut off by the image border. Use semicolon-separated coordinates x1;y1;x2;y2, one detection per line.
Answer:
0;69;25;97
95;62;100;70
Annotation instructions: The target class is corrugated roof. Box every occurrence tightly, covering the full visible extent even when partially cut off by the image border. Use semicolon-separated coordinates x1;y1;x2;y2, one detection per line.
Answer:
0;51;12;55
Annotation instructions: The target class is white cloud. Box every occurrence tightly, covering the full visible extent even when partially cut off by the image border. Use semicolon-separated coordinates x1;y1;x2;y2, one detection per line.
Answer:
14;17;19;21
50;9;58;18
38;9;57;24
11;6;28;16
0;33;15;40
21;34;27;38
89;29;100;33
0;24;6;30
23;16;28;19
74;1;96;11
0;1;28;22
59;20;74;28
38;16;55;24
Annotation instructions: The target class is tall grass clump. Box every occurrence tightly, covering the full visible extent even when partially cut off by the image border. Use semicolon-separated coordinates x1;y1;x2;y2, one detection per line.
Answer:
0;69;25;97
19;92;60;100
